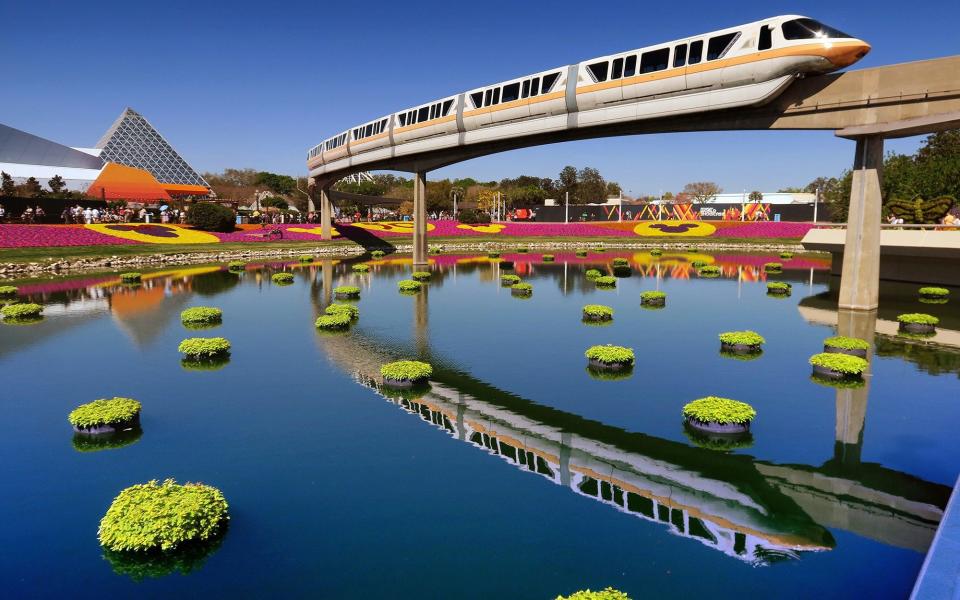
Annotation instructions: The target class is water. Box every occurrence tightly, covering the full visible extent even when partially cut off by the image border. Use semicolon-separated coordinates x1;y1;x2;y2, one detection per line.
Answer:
1;250;958;599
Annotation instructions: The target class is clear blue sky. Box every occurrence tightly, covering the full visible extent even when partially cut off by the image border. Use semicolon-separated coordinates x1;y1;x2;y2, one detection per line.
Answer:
3;0;958;196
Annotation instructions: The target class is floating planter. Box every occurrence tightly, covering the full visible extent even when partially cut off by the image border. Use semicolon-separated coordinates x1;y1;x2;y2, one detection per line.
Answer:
98;479;229;553
780;252;794;259
582;304;614;322
686;246;698;252
119;272;142;283
584;344;635;371
487;251;501;258
429;246;442;255
352;264;371;273
334;285;360;299
809;352;868;381
69;397;141;435
719;349;763;361
180;307;223;327
380;360;432;388
719;330;765;354
271;272;294;285
766;282;792;296
370;250;385;258
585;269;602;279
181;356;230;372
575;250;588;257
412;271;431;281
398;279;422;293
612;266;632;278
763;262;783;273
697;265;721;278
594;247;606;253
683;427;754;452
612;258;629;267
650;248;663;256
298;255;314;263
691;260;707;269
511;282;533;297
919;287;950;302
499;260;514;270
823;335;870;358
594;276;617;288
1;302;43;322
315;313;351;331
542;254;555;262
72;429;142;453
682;397;756;435
897;313;938;335
227;260;246;271
517;247;529;253
0;285;18;298
555;588;629;600
325;303;359;320
178;337;231;359
640;291;666;307
500;274;521;286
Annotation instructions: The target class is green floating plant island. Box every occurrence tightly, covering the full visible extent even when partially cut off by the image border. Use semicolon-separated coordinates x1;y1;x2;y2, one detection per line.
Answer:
612;258;629;267
897;312;939;335
585;344;635;371
429;246;442;255
682;396;756;434
0;285;18;297
691;260;707;269
2;302;43;321
119;272;142;283
412;271;432;281
298;255;314;263
72;429;142;454
178;337;231;359
517;247;529;253
380;360;433;388
809;352;868;380
227;261;246;271
585;269;602;279
333;285;360;299
487;251;501;258
271;272;294;284
69;397;142;435
824;335;870;358
511;282;533;296
763;262;783;273
766;282;792;295
315;313;351;331
397;279;422;293
697;265;721;277
650;249;663;256
180;307;222;327
370;250;386;258
640;291;666;306
779;252;794;259
351;264;370;273
325;303;359;320
555;588;631;600
501;274;521;286
582;304;614;322
575;250;588;257
594;276;617;288
542;254;555;262
918;287;949;299
719;330;765;353
99;479;229;553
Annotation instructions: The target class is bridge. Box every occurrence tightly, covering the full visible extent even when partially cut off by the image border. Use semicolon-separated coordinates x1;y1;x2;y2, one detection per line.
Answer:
307;55;960;311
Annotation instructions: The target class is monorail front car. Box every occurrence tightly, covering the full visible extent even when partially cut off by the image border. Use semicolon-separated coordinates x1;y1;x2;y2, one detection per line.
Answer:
308;15;869;171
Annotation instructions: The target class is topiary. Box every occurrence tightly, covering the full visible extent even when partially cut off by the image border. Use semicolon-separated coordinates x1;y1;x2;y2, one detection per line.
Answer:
824;336;870;351
227;261;246;271
511;282;533;295
683;397;756;425
98;479;229;552
119;272;142;283
412;271;431;281
352;264;370;273
187;202;235;232
542;254;555;262
809;352;868;375
334;285;360;298
887;195;955;224
501;274;521;285
897;313;939;325
584;344;635;366
555;588;631;600
272;272;294;284
380;360;432;383
594;276;617;288
582;304;614;320
178;337;231;358
2;302;43;320
719;330;765;347
325;303;359;320
315;313;351;330
298;255;314;263
585;269;602;279
0;285;18;298
180;307;223;326
763;262;783;272
698;265;721;277
398;279;422;292
69;397;141;431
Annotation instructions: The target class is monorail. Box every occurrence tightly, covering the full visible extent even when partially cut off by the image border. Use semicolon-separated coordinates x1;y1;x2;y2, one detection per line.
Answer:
307;15;869;174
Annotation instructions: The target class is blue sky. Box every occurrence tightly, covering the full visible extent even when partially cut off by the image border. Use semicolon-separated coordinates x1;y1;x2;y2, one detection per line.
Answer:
3;0;958;196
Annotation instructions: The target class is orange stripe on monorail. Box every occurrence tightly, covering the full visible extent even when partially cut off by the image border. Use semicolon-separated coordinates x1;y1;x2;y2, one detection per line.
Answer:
394;114;457;135
351;131;390;147
462;90;566;118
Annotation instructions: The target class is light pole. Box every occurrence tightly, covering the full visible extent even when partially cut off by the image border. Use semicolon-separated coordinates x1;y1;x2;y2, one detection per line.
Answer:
565;191;569;223
813;186;820;222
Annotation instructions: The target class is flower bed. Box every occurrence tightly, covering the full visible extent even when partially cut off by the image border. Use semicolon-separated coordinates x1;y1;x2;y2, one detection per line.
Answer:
380;360;432;388
683;396;755;434
69;397;142;435
582;304;614;322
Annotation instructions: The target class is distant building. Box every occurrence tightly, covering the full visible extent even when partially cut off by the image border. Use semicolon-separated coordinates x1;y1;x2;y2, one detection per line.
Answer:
649;192;816;205
0;108;211;201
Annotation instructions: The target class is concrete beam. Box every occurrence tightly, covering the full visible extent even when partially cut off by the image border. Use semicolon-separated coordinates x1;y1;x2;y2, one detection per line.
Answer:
836;110;960;140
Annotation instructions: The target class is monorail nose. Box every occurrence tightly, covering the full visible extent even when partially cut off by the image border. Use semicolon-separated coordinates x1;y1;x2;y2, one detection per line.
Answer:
825;40;871;68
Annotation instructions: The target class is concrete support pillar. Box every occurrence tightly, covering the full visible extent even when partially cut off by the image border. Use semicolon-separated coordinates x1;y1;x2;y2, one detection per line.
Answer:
307;177;317;214
414;284;429;356
321;259;333;306
320;186;333;241
838;135;884;311
413;171;428;266
833;308;877;462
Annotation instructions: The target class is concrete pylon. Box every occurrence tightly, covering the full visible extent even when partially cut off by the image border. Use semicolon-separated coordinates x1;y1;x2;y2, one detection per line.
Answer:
413;171;428;266
838;135;884;311
321;259;333;306
320;186;333;241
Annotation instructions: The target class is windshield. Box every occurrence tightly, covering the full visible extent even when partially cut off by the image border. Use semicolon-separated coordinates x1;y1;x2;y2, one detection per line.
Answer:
782;18;853;40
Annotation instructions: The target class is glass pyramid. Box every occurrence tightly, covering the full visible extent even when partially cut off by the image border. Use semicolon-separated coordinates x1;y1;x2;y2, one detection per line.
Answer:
96;108;209;188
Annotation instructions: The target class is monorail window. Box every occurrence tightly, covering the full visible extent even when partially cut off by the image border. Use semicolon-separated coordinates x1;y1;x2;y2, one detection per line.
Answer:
541;72;559;92
759;25;772;50
674;44;687;67
417;106;428;122
442;100;453;115
492;87;500;104
429;104;436;120
707;32;739;60
381;118;388;130
640;48;669;73
365;123;373;137
624;55;637;77
484;89;492;106
611;57;623;79
689;40;703;64
531;77;540;96
470;92;483;109
522;80;530;98
587;61;609;83
502;82;520;103
782;18;852;40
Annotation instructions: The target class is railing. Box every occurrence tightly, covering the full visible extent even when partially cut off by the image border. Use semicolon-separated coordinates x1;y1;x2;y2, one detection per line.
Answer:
811;223;960;230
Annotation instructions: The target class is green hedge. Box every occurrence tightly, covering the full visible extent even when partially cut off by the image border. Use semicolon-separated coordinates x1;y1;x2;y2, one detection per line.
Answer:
584;344;635;366
897;313;939;325
585;269;602;279
69;397;141;429
315;313;351;330
683;397;756;425
555;588;630;600
271;272;294;284
398;279;422;292
334;285;360;296
582;304;614;319
381;360;432;382
178;337;231;358
180;307;223;326
119;272;142;283
98;479;228;552
919;287;949;297
352;264;371;273
412;271;431;281
824;336;870;350
0;285;18;297
501;274;521;285
763;262;783;272
719;330;765;346
809;352;868;374
594;276;617;287
2;302;43;320
325;303;359;319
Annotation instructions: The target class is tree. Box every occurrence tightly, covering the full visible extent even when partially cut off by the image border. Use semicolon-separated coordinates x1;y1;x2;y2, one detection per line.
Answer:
426;179;453;212
555;166;579;201
20;177;43;197
661;191;675;202
577;167;607;203
606;181;622;197
1;172;14;197
682;181;722;205
254;171;296;195
48;175;66;196
777;186;804;193
260;196;289;210
187;202;235;232
748;190;763;202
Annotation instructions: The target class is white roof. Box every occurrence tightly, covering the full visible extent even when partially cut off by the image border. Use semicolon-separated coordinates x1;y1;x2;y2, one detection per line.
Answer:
0;161;102;182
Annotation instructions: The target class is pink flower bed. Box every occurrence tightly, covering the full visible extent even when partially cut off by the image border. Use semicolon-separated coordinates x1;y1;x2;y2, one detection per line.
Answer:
712;222;815;238
0;225;139;248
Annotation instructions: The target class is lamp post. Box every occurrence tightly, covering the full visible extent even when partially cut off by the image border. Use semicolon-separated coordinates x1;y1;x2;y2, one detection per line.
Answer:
813;186;820;222
565;191;569;223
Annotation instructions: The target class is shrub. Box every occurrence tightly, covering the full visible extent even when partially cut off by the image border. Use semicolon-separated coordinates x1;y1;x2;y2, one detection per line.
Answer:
612;258;629;267
398;279;422;292
380;360;432;382
488;251;501;258
180;307;223;326
334;285;360;297
683;397;756;425
584;345;635;366
501;274;521;285
640;291;666;302
69;397;141;429
370;250;385;258
0;285;17;297
809;352;868;374
543;254;555;261
227;261;246;271
594;276;617;288
119;272;142;283
315;313;351;330
511;282;533;294
429;246;442;255
575;250;588;257
585;269;602;279
582;304;614;319
272;272;294;284
719;330;765;346
98;479;228;552
412;271;431;281
555;588;630;600
650;249;663;256
178;337;231;358
458;208;491;224
298;255;314;263
767;282;792;292
918;287;949;297
2;302;43;320
698;265;721;277
187;202;235;232
780;252;794;259
824;336;870;351
763;262;783;272
325;303;359;319
897;313;939;325
352;264;370;273
691;260;707;268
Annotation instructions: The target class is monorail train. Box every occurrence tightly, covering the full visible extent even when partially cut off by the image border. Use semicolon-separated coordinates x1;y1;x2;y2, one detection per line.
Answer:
307;15;869;172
